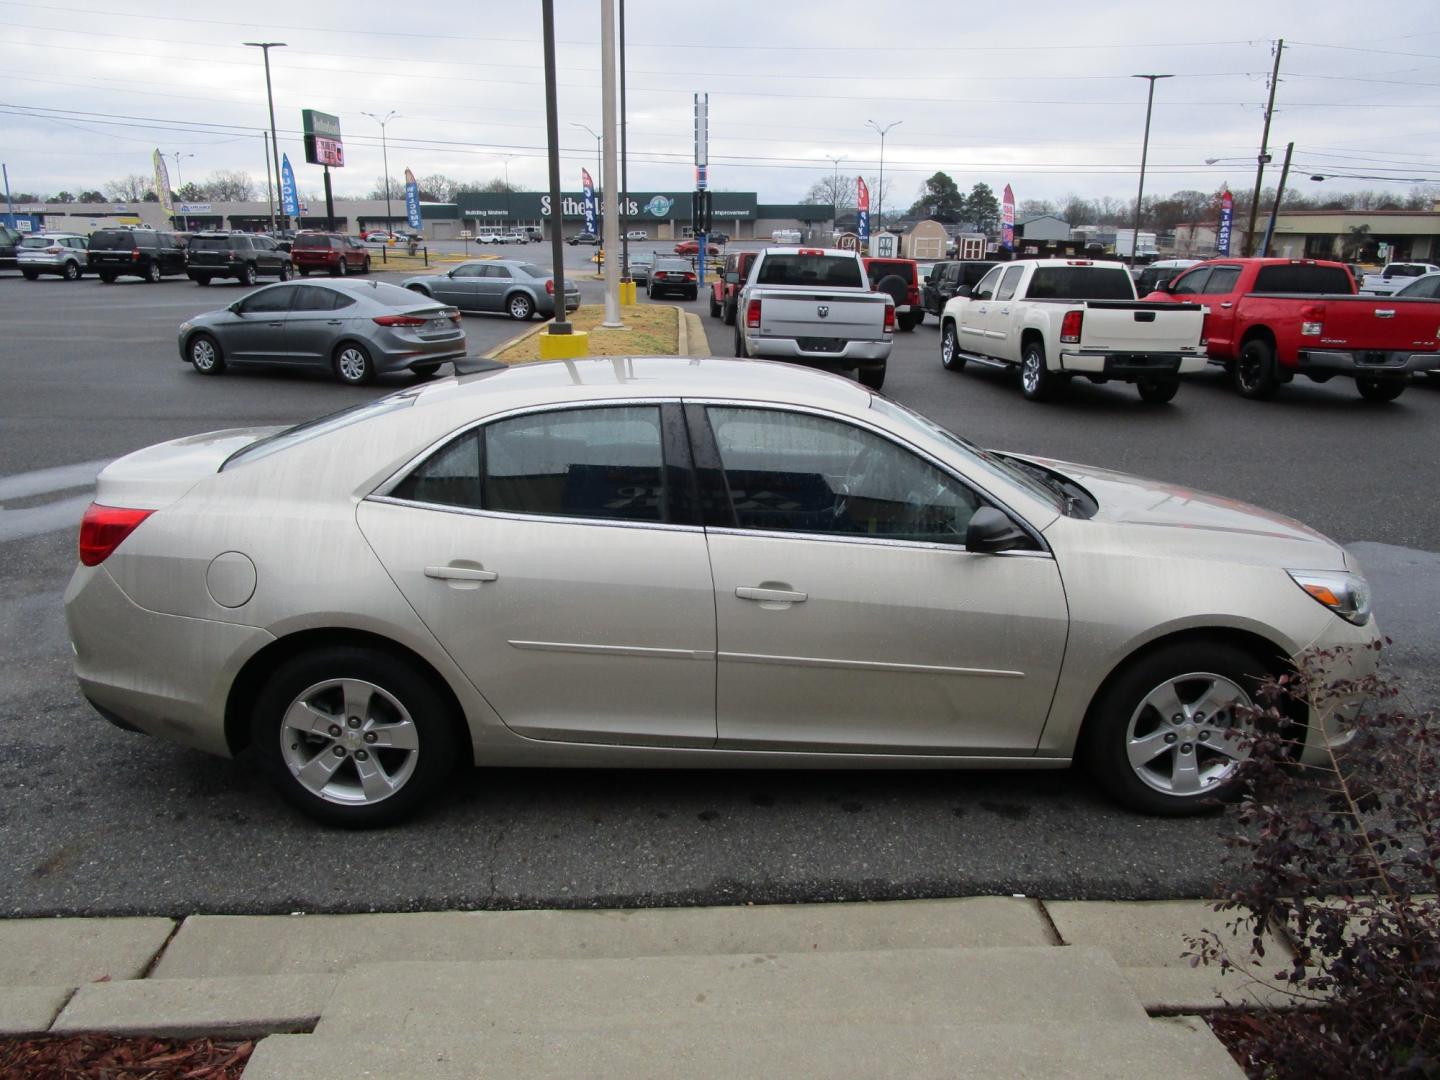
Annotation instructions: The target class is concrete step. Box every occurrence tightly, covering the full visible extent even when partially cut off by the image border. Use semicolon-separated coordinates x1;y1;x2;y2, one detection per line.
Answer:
243;1017;1244;1079
312;947;1146;1038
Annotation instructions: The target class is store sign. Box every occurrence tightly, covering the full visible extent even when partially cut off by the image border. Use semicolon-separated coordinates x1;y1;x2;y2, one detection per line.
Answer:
177;202;212;214
302;109;344;168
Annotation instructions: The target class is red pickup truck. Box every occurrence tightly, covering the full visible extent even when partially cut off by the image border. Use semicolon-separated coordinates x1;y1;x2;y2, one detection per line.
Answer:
1146;257;1440;401
709;249;758;325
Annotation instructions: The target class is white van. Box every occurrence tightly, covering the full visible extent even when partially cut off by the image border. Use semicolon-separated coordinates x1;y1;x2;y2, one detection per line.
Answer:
771;229;802;244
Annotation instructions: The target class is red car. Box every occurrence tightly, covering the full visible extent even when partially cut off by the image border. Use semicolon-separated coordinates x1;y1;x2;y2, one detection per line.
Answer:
862;257;923;332
674;239;721;257
709;250;758;324
291;232;371;277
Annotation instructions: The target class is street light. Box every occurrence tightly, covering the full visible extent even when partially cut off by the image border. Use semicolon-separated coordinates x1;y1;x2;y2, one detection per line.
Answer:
571;121;601;195
865;120;900;231
242;42;287;229
169;151;194;232
1129;74;1172;266
361;110;399;230
827;155;846;224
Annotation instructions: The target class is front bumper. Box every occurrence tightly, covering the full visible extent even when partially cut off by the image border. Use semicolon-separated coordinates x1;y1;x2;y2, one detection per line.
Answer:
745;335;893;366
1296;349;1440;378
1293;611;1384;766
1059;350;1207;379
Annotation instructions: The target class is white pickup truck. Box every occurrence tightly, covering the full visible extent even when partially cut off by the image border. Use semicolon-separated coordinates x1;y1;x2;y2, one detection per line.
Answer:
734;247;894;389
937;258;1207;403
1359;262;1440;296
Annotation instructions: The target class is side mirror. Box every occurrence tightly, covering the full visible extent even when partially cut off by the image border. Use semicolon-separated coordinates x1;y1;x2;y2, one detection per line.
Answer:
447;269;458;278
965;507;1029;554
228;302;243;314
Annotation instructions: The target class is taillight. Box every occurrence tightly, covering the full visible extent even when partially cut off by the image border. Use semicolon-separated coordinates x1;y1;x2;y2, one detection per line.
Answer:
45;245;62;254
131;249;141;260
373;314;429;326
1301;303;1325;337
1060;310;1083;344
545;279;555;295
883;302;896;333
684;272;696;281
746;299;762;329
79;503;153;566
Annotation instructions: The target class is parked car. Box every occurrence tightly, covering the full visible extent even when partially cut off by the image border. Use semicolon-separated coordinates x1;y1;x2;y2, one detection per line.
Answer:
401;260;579;320
940;259;1207;403
1131;259;1199;298
522;227;544;243
863;256;923;331
625;229;649;241
291;232;371;277
0;223;23;271
771;229;802;244
1146;257;1440;401
177;279;465;385
709;249;759;324
17;233;89;280
362;231;396;245
64;356;1380;826
86;228;188;283
186;232;293;286
647;256;699;300
709;232;730;245
1392;270;1440;300
922;260;1000;316
627;251;656;285
567;232;600;246
674;239;720;257
1358;262;1440;296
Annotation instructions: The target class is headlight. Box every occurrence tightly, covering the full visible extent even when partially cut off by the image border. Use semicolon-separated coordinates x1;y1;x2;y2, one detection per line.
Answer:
1287;570;1372;625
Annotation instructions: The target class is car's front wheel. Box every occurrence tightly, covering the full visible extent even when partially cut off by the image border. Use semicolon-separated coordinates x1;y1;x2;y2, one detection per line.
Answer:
1357;377;1405;402
333;342;375;385
940;322;965;372
21;269;37;281
858;365;886;390
188;333;225;375
335;259;348;277
1083;640;1265;816
238;263;257;286
251;647;459;827
278;262;292;281
709;291;721;318
145;262;162;284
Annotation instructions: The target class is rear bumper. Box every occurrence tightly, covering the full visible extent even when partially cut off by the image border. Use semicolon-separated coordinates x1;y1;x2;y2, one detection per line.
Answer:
1296;349;1440;378
1059;351;1207;379
535;294;582;316
17;255;74;272
745;335;892;366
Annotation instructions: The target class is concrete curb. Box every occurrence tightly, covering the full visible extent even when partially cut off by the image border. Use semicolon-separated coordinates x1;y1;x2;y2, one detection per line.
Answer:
484;302;687;362
51;974;337;1040
480;316;551;360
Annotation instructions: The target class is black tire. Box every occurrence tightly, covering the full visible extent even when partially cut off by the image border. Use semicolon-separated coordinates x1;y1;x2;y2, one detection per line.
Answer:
411;364;441;379
722;299;736;326
1019;339;1060;402
278;262;292;282
940;321;966;372
912;309;924;326
858;365;886;391
193;275;212;287
362;257;371;274
734;325;747;358
299;268;311;277
709;291;721;318
99;273;116;284
1357;377;1405;402
897;312;918;333
1233;338;1280;400
21;269;37;281
406;285;431;296
687;288;698;301
506;292;534;321
1082;640;1269;816
187;333;226;375
251;646;459;828
63;261;81;281
145;261;162;284
237;263;256;286
335;259;348;277
1137;378;1179;404
333;341;375;385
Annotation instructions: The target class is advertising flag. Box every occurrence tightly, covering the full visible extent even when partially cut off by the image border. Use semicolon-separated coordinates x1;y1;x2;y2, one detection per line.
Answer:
151;149;174;214
1001;183;1016;249
404;168;422;230
856;176;870;242
1217;188;1233;256
581;168;597;235
280;153;300;218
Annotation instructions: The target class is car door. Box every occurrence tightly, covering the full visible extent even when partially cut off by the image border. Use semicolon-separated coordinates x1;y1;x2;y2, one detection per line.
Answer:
957;266;1001;351
1196;264;1243;357
283;284;348;365
227;284;298;360
477;264;514;311
695;404;1068;754
432;265;482;309
357;402;719;747
983;264;1027;359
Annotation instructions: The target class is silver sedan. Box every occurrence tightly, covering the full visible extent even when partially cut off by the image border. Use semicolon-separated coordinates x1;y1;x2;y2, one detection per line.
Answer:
402;260;580;320
65;358;1379;826
177;279;466;385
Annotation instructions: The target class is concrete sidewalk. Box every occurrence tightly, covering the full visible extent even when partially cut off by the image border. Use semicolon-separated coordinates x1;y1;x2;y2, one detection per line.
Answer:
0;897;1295;1077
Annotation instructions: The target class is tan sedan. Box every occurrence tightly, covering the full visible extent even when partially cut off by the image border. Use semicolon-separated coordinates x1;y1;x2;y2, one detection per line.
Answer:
64;358;1379;826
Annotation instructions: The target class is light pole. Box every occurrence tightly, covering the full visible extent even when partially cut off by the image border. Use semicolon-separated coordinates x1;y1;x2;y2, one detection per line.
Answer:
170;151;194;231
362;110;399;230
1128;74;1172;266
866;120;900;231
572;122;601;197
242;42;287;230
827;155;845;226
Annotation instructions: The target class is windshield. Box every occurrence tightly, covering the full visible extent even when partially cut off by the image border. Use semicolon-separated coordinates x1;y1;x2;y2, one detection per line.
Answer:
221;392;418;471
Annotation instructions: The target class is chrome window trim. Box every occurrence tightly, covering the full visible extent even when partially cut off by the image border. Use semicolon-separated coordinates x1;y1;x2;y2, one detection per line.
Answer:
701;525;1051;558
365;494;705;535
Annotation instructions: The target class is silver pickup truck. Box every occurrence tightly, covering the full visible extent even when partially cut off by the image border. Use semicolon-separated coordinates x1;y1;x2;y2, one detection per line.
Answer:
734;247;894;389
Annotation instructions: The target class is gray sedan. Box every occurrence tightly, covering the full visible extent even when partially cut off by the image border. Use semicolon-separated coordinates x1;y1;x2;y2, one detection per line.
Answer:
402;260;580;320
177;279;466;385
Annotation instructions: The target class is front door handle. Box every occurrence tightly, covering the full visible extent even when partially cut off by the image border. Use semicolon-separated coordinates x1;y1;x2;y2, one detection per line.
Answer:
425;565;499;582
1000;307;1011;315
736;586;807;604
1220;302;1233;309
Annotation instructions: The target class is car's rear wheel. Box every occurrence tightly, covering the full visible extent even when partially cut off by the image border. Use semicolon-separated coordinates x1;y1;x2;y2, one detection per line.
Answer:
709;291;721;318
940;322;966;372
1020;340;1060;402
1083;640;1266;816
1233;338;1280;399
251;647;459;828
411;363;440;379
193;275;212;287
278;263;292;281
722;299;736;326
507;292;534;320
407;285;430;296
99;273;116;284
239;263;257;287
1137;378;1179;404
896;312;918;333
335;259;348;277
362;257;371;274
857;365;886;390
188;333;225;375
145;262;162;284
1357;377;1405;402
63;261;81;281
333;342;375;385
299;268;310;277
734;325;747;358
21;269;37;281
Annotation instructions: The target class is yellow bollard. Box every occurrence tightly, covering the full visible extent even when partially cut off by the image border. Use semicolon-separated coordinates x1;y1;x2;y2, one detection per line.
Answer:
620;281;637;305
537;329;590;360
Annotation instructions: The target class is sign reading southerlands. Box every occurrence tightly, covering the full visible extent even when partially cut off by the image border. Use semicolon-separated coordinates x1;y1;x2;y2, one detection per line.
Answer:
302;109;345;168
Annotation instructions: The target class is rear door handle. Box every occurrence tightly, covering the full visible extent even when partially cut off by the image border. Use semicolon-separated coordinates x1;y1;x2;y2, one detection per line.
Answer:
425;565;499;582
1220;302;1233;309
736;586;807;604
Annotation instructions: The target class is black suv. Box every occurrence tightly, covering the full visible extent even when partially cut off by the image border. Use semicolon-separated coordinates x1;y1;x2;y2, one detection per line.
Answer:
87;229;188;283
0;223;22;272
922;260;999;316
186;232;292;286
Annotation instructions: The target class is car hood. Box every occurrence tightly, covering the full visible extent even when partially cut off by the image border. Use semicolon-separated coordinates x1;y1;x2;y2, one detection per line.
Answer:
1023;455;1348;570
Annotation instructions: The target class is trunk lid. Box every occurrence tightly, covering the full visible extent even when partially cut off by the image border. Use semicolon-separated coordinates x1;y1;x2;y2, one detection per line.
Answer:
758;292;888;342
1304;295;1440;352
95;427;283;511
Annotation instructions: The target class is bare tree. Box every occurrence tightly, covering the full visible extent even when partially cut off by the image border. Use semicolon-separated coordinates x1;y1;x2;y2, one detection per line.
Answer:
103;174;154;202
802;173;855;211
200;170;256;202
419;173;462;202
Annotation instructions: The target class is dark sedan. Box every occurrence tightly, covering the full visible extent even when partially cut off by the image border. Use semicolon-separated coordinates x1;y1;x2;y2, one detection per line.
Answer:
648;257;699;300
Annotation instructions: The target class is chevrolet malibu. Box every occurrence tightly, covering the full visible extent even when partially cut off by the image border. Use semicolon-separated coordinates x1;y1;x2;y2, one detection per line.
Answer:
65;358;1379;827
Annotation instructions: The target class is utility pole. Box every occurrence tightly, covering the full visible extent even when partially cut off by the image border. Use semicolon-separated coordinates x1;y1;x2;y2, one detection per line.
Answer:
2;163;15;228
243;42;288;231
600;0;621;327
618;0;630;282
1260;141;1295;258
828;155;845;228
1245;38;1284;257
866;120;900;231
262;134;275;231
170;151;194;232
362;111;399;230
540;0;572;340
1128;74;1172;267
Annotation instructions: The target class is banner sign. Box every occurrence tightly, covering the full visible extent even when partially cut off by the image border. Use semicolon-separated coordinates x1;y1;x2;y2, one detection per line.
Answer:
1217;189;1233;256
581;168;597;234
404;168;422;230
152;150;174;214
1001;183;1016;249
280;154;300;218
856;176;870;242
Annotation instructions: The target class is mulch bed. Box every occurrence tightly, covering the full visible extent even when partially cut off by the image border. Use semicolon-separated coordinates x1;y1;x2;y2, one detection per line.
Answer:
0;1035;253;1079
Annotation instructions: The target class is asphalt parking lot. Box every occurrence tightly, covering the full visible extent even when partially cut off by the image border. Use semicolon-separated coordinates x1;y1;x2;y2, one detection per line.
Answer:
3;260;1437;917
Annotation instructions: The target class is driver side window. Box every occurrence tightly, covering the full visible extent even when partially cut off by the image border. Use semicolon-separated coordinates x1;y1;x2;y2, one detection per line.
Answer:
1171;268;1211;295
707;407;981;545
973;267;1002;299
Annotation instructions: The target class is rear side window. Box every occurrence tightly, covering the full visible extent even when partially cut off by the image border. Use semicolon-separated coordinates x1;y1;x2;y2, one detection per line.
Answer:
995;266;1024;301
1252;265;1354;294
1025;267;1135;300
756;254;863;288
88;230;136;251
1201;267;1242;294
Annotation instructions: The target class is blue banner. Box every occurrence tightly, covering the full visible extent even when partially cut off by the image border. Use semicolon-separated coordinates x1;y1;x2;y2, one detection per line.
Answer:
404;168;422;230
581;168;597;234
1217;189;1233;257
280;154;299;218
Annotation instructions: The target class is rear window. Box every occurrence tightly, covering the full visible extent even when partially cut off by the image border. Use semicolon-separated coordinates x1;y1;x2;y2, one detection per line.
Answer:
188;237;233;252
88;230;137;251
222;392;419;471
655;259;692;271
19;237;52;248
1383;264;1427;279
756;254;863;288
1024;267;1136;301
293;234;333;249
1252;265;1354;294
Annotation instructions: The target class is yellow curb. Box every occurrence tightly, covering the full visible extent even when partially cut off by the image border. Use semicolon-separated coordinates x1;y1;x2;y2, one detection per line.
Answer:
681;311;706;356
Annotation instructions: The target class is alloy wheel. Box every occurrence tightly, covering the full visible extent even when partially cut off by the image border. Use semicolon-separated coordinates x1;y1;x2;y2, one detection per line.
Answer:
1022;353;1041;395
278;678;419;806
1124;672;1252;797
190;338;217;372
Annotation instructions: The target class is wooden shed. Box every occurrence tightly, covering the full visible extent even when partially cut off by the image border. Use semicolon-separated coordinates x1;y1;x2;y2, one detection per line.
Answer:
901;219;949;260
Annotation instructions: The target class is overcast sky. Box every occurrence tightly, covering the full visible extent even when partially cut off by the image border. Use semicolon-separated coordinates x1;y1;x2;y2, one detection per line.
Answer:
3;0;1439;210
